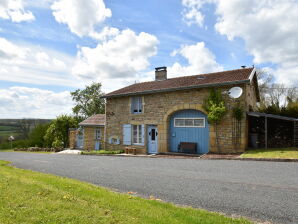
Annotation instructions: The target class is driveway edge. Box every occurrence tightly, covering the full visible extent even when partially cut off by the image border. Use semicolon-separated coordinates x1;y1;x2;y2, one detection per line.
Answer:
80;153;298;162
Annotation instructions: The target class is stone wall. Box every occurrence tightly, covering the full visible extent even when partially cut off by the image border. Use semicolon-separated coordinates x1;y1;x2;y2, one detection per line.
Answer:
83;126;104;151
105;83;257;154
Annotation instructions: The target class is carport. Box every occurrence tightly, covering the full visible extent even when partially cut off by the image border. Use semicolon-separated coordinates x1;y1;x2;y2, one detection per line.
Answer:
247;112;298;148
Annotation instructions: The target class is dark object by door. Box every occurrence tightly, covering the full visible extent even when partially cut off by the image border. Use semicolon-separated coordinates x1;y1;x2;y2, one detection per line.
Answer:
250;133;258;149
178;142;197;154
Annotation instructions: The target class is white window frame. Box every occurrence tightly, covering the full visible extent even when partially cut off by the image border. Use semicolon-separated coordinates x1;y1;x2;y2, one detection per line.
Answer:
131;96;142;114
174;118;205;128
132;125;142;145
95;128;101;140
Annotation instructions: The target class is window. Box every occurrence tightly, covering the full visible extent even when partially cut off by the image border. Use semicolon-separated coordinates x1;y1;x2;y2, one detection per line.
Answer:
123;124;144;146
132;125;142;144
174;118;205;127
95;129;101;140
131;97;142;114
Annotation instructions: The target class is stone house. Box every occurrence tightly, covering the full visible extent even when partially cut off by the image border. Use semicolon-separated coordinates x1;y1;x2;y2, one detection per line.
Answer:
69;114;105;151
101;67;260;154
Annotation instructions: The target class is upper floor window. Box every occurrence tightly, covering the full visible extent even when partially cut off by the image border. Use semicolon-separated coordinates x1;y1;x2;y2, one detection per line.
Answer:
95;129;101;140
131;96;142;114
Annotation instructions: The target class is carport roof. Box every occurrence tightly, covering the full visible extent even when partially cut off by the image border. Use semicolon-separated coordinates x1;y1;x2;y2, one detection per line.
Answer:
247;111;298;121
102;67;256;98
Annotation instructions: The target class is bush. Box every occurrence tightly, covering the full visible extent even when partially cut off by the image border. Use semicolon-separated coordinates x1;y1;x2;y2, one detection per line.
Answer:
14;147;63;152
0;139;31;150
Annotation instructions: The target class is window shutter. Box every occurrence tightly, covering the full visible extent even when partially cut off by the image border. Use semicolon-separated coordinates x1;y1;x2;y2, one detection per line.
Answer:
123;124;131;145
141;124;145;145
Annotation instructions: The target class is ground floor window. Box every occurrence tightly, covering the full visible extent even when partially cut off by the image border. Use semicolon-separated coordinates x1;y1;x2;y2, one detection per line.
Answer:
133;125;142;144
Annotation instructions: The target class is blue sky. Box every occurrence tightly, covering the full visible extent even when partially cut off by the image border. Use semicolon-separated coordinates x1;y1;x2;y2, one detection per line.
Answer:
0;0;297;118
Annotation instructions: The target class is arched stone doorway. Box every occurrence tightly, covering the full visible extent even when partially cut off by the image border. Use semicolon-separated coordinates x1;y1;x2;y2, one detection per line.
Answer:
158;104;210;153
169;109;209;154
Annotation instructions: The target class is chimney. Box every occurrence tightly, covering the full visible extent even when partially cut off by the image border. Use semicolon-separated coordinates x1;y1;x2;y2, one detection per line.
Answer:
155;67;167;81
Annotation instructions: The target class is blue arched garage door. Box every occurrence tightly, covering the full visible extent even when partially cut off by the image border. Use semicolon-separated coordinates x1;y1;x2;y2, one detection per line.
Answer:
170;110;209;154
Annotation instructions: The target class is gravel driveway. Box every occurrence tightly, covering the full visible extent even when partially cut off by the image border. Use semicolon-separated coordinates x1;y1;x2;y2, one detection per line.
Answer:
0;152;297;224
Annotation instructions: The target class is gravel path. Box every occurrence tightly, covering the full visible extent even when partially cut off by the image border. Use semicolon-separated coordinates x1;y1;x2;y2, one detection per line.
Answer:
0;152;297;224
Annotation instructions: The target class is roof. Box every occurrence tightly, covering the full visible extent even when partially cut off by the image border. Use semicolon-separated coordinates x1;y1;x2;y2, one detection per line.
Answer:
103;67;256;98
247;112;298;121
79;114;105;127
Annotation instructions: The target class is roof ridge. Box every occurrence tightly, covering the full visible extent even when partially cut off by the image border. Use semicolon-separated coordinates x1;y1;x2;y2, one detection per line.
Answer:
117;67;254;87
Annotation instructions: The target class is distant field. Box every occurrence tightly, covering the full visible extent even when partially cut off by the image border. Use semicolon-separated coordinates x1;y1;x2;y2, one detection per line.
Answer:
0;126;19;131
0;125;20;140
0;130;20;138
0;119;51;143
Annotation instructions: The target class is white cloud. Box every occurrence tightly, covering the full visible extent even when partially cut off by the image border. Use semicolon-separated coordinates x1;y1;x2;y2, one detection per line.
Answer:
0;87;73;118
72;29;159;80
168;42;223;77
0;37;82;87
181;0;298;86
89;26;120;41
0;0;35;22
51;0;111;38
182;0;212;27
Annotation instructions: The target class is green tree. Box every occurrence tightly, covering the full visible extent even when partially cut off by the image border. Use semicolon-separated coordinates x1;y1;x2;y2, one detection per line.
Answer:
204;89;227;152
29;123;50;147
44;115;78;148
70;82;105;118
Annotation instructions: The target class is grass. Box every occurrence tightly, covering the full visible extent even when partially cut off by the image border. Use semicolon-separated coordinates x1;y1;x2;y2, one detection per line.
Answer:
0;160;251;224
241;148;298;159
81;149;124;155
0;149;52;153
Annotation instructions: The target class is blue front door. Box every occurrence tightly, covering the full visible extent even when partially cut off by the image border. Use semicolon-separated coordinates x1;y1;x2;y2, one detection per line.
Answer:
95;141;100;150
147;125;158;154
170;110;209;154
76;129;84;149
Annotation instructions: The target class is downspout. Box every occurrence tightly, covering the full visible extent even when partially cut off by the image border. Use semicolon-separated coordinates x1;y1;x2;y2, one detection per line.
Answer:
265;116;268;149
104;100;107;149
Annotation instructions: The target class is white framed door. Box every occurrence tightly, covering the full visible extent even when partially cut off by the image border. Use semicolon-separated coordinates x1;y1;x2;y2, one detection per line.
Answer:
147;125;158;154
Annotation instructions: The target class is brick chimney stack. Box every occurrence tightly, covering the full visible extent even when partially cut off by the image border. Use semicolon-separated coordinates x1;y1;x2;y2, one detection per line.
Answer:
155;67;167;81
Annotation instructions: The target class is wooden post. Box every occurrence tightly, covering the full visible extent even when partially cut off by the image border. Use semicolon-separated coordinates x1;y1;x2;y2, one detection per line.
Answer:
265;116;267;149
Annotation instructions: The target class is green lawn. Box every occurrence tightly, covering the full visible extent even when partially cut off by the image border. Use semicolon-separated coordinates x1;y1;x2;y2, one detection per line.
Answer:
81;149;124;155
0;149;52;153
0;160;251;224
241;148;298;159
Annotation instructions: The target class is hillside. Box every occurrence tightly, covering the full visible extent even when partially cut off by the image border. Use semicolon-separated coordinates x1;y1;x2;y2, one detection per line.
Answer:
0;119;52;143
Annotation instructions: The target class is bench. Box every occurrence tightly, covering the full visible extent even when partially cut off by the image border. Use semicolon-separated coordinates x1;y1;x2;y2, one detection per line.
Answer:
178;142;197;154
125;147;139;155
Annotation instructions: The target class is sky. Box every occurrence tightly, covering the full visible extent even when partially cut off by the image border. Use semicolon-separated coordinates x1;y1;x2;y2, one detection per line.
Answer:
0;0;298;118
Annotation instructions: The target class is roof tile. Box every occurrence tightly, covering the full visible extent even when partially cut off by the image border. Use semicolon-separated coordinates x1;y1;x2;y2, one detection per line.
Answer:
103;68;254;98
79;114;105;126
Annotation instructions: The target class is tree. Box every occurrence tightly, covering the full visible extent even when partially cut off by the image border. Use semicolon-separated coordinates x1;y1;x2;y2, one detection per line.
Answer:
28;123;50;147
203;89;227;152
70;82;105;118
44;115;78;148
256;68;298;110
18;119;32;139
